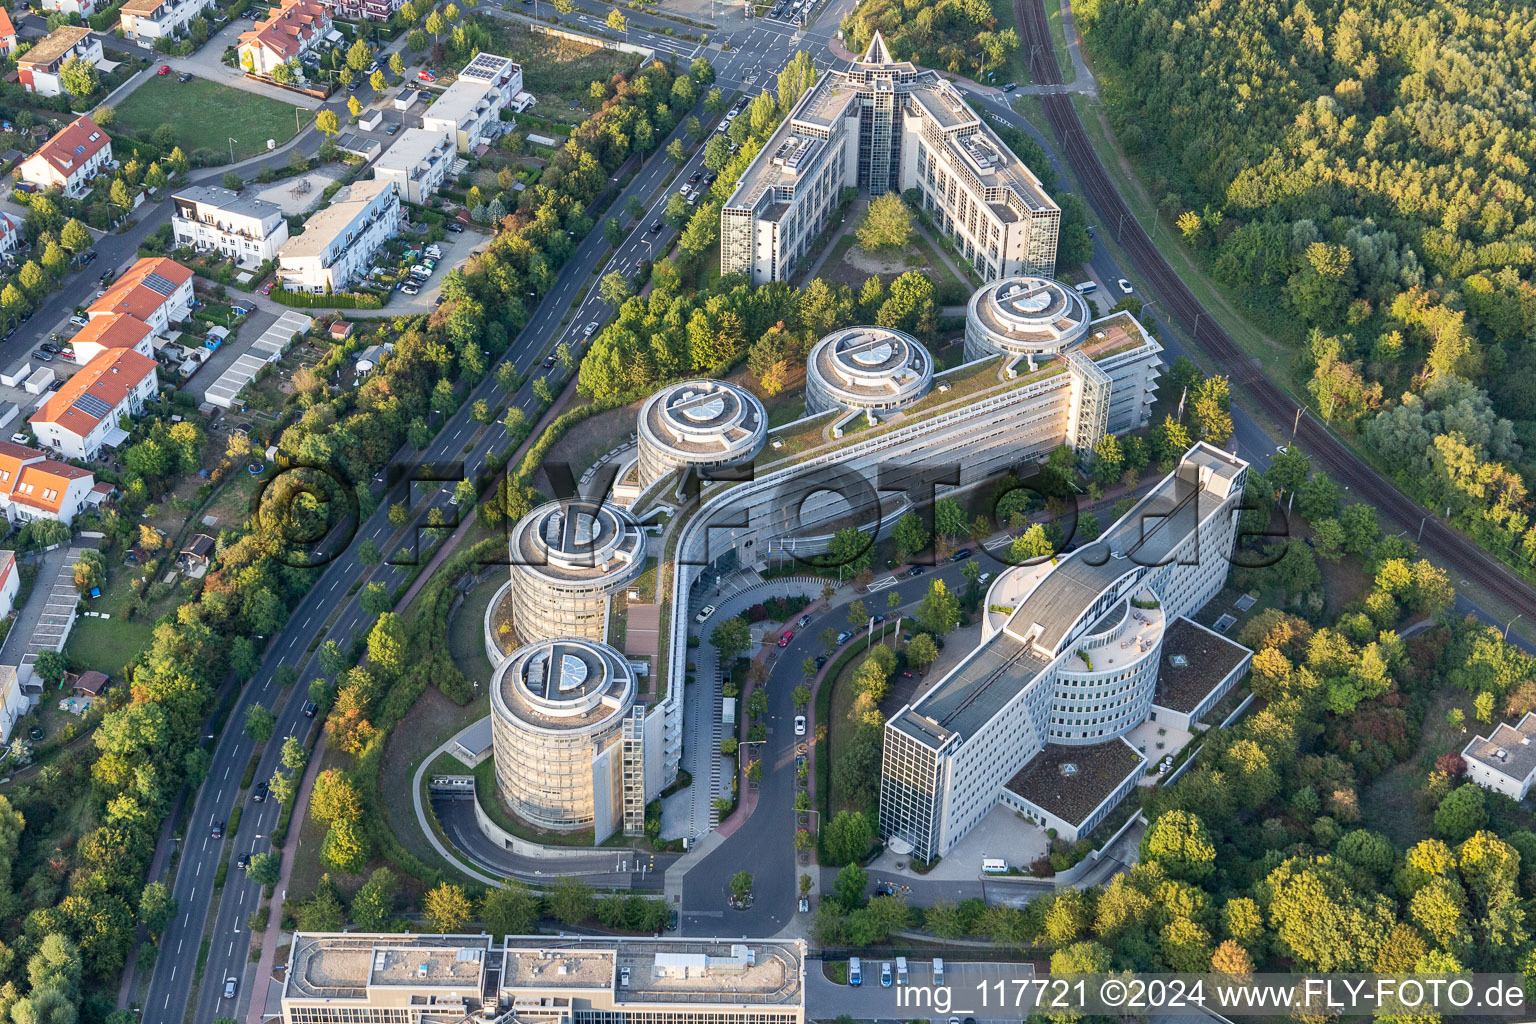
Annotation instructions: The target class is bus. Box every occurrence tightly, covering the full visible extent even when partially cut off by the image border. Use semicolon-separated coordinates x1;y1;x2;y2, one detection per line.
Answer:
848;958;861;987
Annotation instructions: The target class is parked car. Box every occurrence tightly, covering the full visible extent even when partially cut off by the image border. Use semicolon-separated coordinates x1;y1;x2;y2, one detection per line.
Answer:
261;282;274;294
905;565;925;577
401;282;420;295
8;434;27;445
178;72;193;83
39;342;58;354
31;349;51;361
157;64;171;75
977;571;992;585
952;548;972;561
695;604;716;623
445;221;465;233
417;68;437;82
836;630;851;644
794;715;806;736
797;614;812;628
814;654;828;669
46;379;62;391
385;122;401;135
777;629;794;648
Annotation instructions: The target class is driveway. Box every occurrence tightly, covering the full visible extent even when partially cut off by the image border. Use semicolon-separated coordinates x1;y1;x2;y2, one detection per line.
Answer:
170;19;326;108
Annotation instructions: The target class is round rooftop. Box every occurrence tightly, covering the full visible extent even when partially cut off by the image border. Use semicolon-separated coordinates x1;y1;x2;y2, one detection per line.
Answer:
806;326;933;413
491;637;635;733
637;379;767;483
965;277;1091;359
509;499;645;582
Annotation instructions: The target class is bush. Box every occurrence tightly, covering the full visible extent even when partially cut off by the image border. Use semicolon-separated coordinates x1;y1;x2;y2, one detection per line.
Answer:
269;284;383;309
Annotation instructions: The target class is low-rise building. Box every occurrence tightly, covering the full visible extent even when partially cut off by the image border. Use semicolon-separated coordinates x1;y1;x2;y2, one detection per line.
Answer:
120;0;214;44
18;114;111;198
87;257;195;335
276;178;401;294
238;0;331;78
17;27;103;98
37;0;103;21
422;51;521;152
0;665;29;745
281;934;806;1024
66;313;156;365
0;11;18;56
0;550;17;622
172;186;290;265
322;0;398;20
29;349;159;461
370;126;453;204
0;441;95;525
0;211;24;257
1462;712;1536;801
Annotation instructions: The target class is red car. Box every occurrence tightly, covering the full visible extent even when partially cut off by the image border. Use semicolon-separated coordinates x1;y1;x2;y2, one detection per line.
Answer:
261;282;273;295
158;64;171;75
417;68;436;82
777;630;794;648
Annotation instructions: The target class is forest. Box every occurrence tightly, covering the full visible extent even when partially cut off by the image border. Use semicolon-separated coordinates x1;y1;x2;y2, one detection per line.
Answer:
840;0;1020;79
1075;0;1536;580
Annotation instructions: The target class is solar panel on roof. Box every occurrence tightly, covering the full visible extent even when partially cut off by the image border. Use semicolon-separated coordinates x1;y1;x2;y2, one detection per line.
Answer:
71;393;112;420
143;272;178;296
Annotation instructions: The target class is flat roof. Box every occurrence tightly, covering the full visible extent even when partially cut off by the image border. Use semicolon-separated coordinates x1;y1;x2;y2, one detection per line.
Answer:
901;632;1053;741
375;127;452;172
21;26;92;67
425;75;497;126
173;184;282;222
280;178;394;259
1004;739;1144;826
1154;617;1251;714
502;937;803;1005
285;934;493;1001
1463;712;1536;783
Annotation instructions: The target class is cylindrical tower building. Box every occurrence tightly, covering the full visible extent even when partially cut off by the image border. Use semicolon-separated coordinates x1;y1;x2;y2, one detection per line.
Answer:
805;326;932;416
964;277;1090;362
507;499;646;643
636;379;767;487
489;638;636;830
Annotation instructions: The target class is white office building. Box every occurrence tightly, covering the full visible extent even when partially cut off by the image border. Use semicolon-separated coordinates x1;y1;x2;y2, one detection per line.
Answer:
805;326;933;417
636;378;767;487
1462;712;1536;801
503;498;647;644
878;444;1250;858
277;178;401;294
172;186;290;265
721;34;1058;286
422;51;522;153
371;127;455;205
281;934;806;1024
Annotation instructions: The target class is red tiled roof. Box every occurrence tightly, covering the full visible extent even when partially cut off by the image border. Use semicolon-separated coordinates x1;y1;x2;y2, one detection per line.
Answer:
240;0;330;59
0;10;17;43
88;257;192;321
27;115;110;179
69;312;153;354
9;461;91;515
30;348;158;436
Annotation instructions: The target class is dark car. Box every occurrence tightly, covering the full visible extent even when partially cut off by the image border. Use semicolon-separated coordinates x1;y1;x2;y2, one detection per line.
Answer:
39;342;59;354
178;72;193;83
814;655;828;669
253;780;269;803
649;221;663;234
236;853;250;869
211;820;225;839
1002;82;1017;92
952;548;972;561
542;354;556;368
32;349;52;362
905;565;926;577
445;222;465;233
704;172;717;185
302;700;318;718
348;78;361;91
385;122;401;135
46;379;63;391
688;171;702;183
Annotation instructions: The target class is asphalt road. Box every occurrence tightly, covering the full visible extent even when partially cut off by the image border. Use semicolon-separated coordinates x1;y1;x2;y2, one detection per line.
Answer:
138;47;798;1023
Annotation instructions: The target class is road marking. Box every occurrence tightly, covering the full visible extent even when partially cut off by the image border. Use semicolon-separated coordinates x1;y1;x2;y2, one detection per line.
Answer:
867;575;900;591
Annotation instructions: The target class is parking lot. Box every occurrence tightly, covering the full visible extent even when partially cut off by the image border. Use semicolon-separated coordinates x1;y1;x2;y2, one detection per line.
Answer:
363;225;480;313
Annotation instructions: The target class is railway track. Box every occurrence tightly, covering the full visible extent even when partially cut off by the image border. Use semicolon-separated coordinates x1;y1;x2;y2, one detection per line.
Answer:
1012;0;1536;624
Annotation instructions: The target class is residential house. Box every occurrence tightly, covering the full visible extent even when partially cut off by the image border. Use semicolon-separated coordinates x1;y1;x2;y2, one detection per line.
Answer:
120;0;215;45
38;0;102;21
421;52;521;153
172;185;290;265
276;178;400;294
0;666;28;745
17;114;112;198
180;533;214;569
0;212;24;258
17;27;103;98
238;0;332;78
0;441;96;525
370;126;453;204
1463;712;1536;801
322;0;398;21
29;348;159;461
72;670;109;697
0;10;18;56
66;312;156;365
87;256;195;335
0;550;17;621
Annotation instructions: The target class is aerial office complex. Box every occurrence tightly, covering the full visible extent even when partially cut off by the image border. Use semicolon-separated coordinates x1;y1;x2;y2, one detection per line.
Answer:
804;327;933;417
879;444;1251;858
964;276;1091;361
636;379;767;487
280;934;806;1024
505;498;647;644
720;34;1059;286
488;637;638;831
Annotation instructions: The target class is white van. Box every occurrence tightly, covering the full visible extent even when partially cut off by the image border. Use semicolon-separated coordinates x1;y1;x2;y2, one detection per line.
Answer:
932;958;944;984
848;958;862;986
982;857;1008;873
1074;280;1097;294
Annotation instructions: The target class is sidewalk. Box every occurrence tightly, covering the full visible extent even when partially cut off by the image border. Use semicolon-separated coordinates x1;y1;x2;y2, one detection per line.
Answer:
244;733;326;1024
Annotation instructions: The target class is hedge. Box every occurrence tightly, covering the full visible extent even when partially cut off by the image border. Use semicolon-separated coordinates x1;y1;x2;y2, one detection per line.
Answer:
269;284;384;309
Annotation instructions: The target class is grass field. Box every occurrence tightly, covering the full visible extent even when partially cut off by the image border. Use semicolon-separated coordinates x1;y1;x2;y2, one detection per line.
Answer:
111;77;303;164
470;16;640;113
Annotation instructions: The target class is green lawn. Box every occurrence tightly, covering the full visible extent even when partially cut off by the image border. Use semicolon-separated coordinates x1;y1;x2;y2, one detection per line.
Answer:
68;565;163;677
468;16;640;112
111;77;304;164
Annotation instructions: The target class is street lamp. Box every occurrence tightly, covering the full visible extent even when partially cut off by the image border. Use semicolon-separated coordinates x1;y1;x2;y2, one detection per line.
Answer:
228;137;239;163
295;106;306;134
1507;614;1523;640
